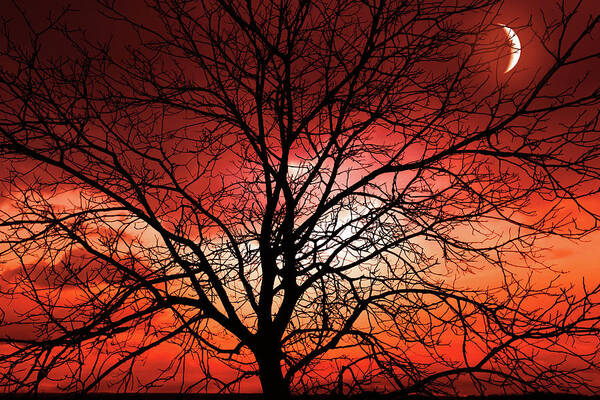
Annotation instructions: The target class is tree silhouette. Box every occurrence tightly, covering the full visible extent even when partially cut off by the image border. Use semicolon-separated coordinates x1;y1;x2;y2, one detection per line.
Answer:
1;0;600;397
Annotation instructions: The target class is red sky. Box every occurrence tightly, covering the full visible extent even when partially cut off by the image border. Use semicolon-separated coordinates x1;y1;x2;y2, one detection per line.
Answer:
1;0;599;395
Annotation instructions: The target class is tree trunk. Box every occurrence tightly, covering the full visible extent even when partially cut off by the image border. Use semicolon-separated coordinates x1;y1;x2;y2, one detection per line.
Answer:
256;350;290;398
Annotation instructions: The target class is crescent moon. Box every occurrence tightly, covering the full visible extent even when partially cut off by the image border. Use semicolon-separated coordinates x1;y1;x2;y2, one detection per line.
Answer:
500;24;521;73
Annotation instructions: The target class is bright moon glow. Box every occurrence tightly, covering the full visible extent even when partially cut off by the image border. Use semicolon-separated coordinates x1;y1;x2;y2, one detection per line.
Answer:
501;24;521;72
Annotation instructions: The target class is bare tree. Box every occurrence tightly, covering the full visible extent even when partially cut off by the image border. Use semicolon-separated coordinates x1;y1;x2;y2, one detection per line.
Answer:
1;0;600;397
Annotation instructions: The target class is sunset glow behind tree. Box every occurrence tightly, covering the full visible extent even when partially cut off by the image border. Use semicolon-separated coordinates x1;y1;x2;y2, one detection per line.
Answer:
1;0;600;397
